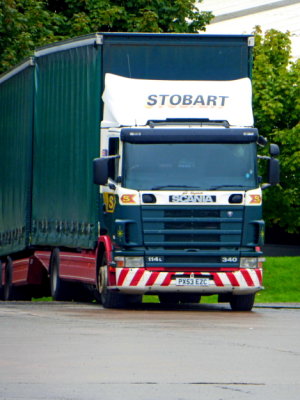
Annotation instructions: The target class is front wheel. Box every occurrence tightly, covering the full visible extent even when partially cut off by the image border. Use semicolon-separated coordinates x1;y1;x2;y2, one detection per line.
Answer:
229;293;255;311
97;256;126;309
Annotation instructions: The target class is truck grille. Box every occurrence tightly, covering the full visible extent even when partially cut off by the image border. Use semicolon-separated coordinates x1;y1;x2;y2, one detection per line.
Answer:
141;206;243;268
164;209;219;243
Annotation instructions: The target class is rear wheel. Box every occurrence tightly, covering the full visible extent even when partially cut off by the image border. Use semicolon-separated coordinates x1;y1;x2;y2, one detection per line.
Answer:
4;257;13;301
229;293;255;311
50;248;72;301
0;261;4;300
2;258;32;301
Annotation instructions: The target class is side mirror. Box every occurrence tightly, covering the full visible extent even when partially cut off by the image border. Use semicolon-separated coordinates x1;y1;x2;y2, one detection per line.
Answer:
268;158;280;185
270;143;280;157
93;158;109;185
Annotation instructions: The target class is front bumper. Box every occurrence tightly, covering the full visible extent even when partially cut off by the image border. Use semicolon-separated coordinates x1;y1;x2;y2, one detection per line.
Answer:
110;268;263;295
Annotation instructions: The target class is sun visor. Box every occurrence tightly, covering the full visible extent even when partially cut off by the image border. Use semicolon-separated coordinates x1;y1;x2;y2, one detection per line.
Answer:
102;73;254;128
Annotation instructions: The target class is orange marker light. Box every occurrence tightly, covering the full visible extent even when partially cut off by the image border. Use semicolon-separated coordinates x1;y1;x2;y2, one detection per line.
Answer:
250;194;262;204
121;194;136;204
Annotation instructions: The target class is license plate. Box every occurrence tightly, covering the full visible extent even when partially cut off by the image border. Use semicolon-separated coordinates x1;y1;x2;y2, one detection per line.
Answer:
175;277;210;286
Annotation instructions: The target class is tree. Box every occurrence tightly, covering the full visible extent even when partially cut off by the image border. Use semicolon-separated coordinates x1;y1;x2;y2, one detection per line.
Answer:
47;0;213;35
253;28;300;233
0;0;213;74
0;0;65;73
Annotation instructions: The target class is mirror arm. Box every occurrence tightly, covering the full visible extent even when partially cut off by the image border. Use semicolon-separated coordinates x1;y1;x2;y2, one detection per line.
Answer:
108;178;117;190
257;155;270;160
261;183;271;190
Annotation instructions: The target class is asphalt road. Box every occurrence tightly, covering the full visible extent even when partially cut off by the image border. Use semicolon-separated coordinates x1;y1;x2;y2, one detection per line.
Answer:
0;301;299;400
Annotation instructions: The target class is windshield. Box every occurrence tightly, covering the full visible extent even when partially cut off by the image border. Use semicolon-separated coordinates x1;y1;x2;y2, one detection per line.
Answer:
123;142;257;190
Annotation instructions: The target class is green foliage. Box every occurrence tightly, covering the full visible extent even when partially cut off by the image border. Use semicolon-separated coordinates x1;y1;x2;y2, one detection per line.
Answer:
0;0;213;74
253;28;300;233
49;0;213;35
262;125;300;233
0;0;65;73
253;27;299;133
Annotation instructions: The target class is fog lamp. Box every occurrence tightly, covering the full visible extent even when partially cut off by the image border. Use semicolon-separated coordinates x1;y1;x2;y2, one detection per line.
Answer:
240;257;258;269
121;256;144;268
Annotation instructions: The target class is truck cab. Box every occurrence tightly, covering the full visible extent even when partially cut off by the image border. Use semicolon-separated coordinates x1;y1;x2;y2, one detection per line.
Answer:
93;74;280;310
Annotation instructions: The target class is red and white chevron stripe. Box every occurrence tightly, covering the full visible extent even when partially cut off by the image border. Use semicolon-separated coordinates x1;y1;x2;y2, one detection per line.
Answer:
115;268;262;292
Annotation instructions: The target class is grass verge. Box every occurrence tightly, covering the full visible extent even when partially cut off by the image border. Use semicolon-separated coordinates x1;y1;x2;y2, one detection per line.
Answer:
255;256;300;303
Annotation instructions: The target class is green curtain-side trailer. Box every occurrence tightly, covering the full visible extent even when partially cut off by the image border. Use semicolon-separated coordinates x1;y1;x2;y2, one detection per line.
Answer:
32;41;102;249
0;60;35;256
0;32;253;257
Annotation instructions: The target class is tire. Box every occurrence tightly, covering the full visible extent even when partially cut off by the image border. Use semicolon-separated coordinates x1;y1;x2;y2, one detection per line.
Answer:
1;258;32;301
0;260;4;300
50;248;72;301
97;254;127;309
4;257;13;301
229;293;255;311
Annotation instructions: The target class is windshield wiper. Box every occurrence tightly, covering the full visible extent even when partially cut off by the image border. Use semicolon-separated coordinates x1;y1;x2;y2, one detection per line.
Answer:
151;185;200;190
209;185;249;190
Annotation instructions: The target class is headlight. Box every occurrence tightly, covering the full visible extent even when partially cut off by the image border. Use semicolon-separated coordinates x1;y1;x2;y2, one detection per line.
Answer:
240;257;258;269
115;256;144;268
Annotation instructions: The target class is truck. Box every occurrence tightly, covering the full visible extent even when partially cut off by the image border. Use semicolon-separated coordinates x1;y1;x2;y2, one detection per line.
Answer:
0;33;279;310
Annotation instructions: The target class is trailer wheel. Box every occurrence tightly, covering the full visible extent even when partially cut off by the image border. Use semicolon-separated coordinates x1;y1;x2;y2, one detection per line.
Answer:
4;257;13;301
97;255;127;309
50;248;71;301
229;293;255;311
